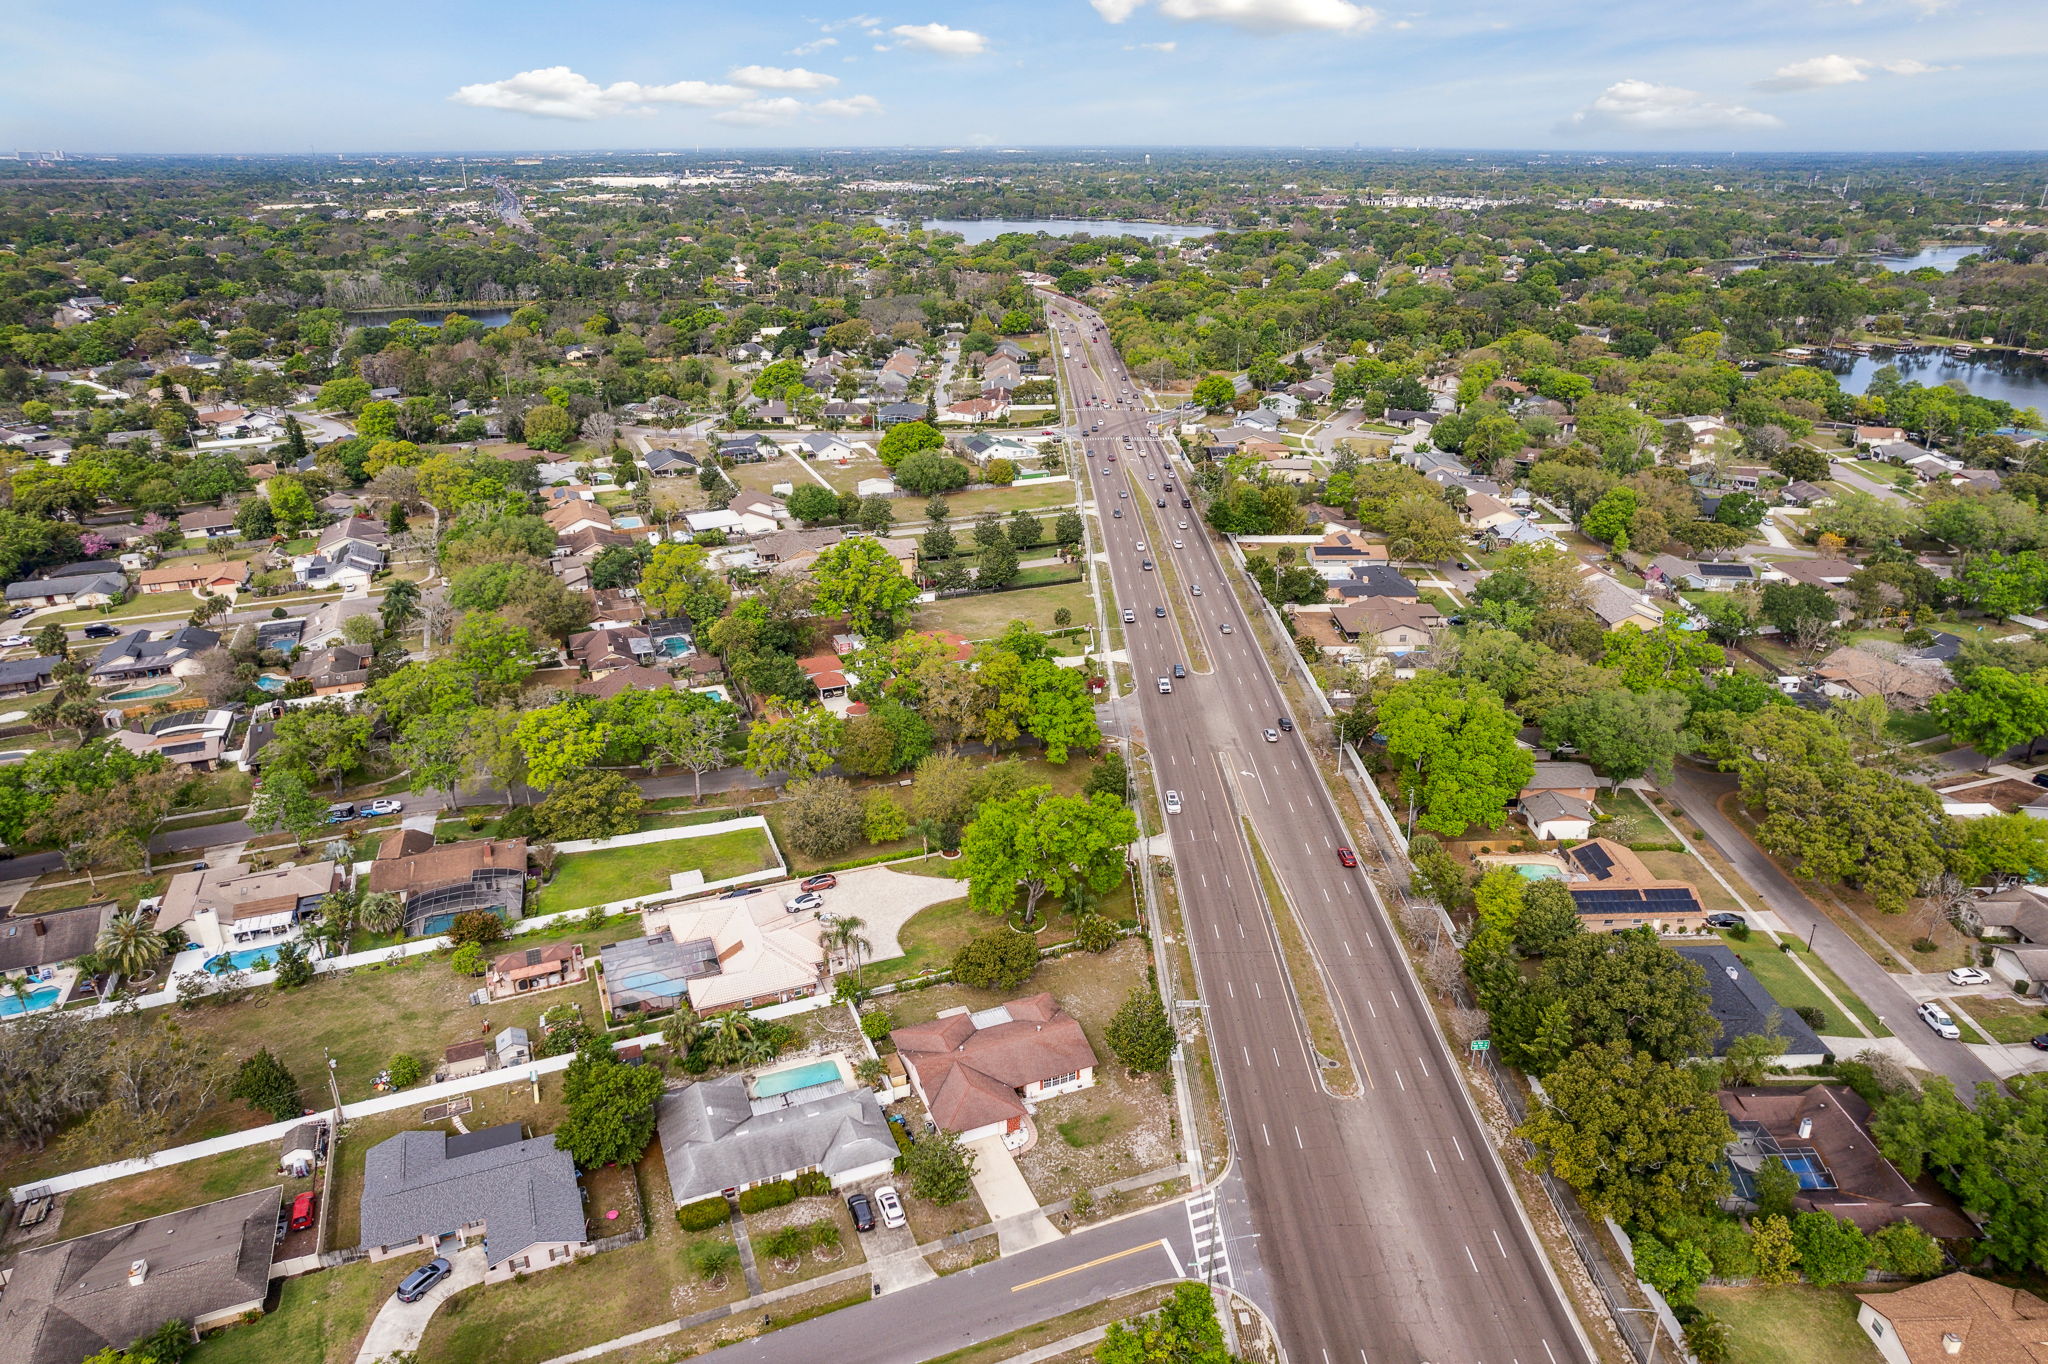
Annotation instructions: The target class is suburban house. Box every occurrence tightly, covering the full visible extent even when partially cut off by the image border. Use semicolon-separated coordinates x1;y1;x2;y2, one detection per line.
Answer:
1327;598;1444;658
1514;762;1608;842
298;598;376;651
5;562;127;609
292;521;386;590
152;860;339;957
1961;886;2048;994
655;1072;897;1205
602;898;825;1016
1853;425;1908;447
1487;517;1562;549
289;643;373;696
1674;943;1832;1067
1325;564;1418;603
892;994;1099;1143
1648;557;1759;592
878;402;926;427
573;663;680;701
484;943;587;1000
958;433;1035;468
0;1187;282;1364
796;432;862;463
0;656;58;698
440;1026;532;1081
1855;1274;2048;1364
798;650;856;713
1720;1085;1975;1238
943;396;1011;423
1462;493;1524;533
109;709;238;771
642;447;698;478
177;506;241;541
367;830;528;937
569;625;655;676
1574;564;1666;632
544;501;615;540
727;492;789;533
90;626;220;682
1812;645;1952;707
135;560;248;597
359;1124;590;1283
0;901;113;997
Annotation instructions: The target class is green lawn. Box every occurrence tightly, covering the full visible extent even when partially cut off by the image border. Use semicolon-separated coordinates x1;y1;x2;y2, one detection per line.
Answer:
1696;1284;1889;1364
1948;992;2048;1044
1719;933;1889;1037
41;590;201;626
57;1144;293;1240
192;1256;416;1364
533;827;780;913
911;578;1096;641
14;870;167;916
930;482;1074;519
866;895;979;985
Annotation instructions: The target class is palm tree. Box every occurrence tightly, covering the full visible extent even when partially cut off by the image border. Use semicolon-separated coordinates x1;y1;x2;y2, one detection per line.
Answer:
701;1013;757;1069
661;1008;703;1056
356;891;406;936
97;910;166;983
853;1057;887;1089
829;916;871;983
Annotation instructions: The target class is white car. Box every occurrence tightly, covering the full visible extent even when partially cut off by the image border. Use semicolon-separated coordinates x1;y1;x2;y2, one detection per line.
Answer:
1122;609;1136;624
787;892;826;914
1190;584;1203;596
0;635;27;648
1177;521;1189;530
1134;541;1147;552
1946;966;1992;986
1918;1002;1962;1040
874;1185;908;1230
1164;790;1183;815
1264;728;1280;743
1172;540;1183;549
362;798;404;817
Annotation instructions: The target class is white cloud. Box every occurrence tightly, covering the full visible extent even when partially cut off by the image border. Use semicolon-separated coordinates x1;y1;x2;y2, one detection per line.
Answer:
1754;54;1871;91
887;22;989;55
814;94;884;118
712;96;807;127
1124;41;1178;51
1564;79;1781;134
1097;0;1378;31
1881;57;1955;74
727;64;838;91
449;67;753;119
789;37;838;56
821;13;884;31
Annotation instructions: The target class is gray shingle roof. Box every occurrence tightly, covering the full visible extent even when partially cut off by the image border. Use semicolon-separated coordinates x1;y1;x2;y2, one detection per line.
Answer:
358;1125;585;1269
656;1075;896;1205
1672;944;1832;1061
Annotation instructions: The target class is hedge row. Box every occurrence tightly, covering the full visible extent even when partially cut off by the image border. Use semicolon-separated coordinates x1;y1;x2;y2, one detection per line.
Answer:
792;1171;831;1198
737;1179;796;1214
677;1197;730;1231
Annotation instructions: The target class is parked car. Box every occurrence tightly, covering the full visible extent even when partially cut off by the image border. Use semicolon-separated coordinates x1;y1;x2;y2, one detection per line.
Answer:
1336;847;1358;868
800;874;838;892
1947;966;1992;986
847;1192;877;1232
6;607;29;619
1918;1002;1962;1040
1703;913;1746;930
719;886;761;899
874;1186;907;1230
787;892;825;914
0;636;28;648
2033;773;2048;790
287;1191;318;1232
324;803;357;825
362;798;403;817
2032;1034;2048;1051
395;1257;451;1303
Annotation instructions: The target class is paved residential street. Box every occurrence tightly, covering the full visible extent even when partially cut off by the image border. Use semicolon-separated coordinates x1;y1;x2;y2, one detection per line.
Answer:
1657;762;1999;1094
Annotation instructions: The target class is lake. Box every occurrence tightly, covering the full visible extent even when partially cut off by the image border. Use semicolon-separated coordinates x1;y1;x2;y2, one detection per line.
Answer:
882;217;1222;246
1815;345;2048;412
343;308;514;330
1863;244;1984;273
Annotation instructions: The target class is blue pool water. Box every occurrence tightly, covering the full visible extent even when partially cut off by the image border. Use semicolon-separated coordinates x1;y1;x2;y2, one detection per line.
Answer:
615;515;645;529
656;635;693;659
205;947;281;973
254;675;287;692
0;985;60;1017
752;1060;841;1097
105;682;180;701
1513;865;1565;881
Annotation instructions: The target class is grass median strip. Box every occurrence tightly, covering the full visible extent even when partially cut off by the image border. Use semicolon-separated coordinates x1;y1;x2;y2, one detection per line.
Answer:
1240;816;1359;1097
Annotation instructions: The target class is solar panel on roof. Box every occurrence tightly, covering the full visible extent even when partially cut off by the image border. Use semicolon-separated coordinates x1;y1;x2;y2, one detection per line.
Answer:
1573;844;1616;878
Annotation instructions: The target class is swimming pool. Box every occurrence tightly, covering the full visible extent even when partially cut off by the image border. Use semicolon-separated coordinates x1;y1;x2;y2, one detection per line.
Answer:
1513;865;1565;881
752;1060;842;1098
254;675;288;693
205;946;282;973
615;515;646;529
105;682;181;702
0;985;60;1017
656;635;693;659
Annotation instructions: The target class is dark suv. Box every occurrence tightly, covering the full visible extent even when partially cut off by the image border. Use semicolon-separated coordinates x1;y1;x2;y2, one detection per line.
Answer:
847;1192;876;1232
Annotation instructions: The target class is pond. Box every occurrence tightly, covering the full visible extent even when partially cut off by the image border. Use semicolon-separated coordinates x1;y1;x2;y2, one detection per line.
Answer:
880;217;1222;246
1813;346;2048;412
343;308;515;330
1863;244;1985;274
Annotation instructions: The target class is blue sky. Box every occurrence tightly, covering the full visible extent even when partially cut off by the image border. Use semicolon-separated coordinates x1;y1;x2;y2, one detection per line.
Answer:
4;0;2040;154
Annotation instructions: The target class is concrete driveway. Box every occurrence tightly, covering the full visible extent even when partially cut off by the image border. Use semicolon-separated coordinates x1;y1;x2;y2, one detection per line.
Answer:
966;1136;1062;1254
352;1243;483;1364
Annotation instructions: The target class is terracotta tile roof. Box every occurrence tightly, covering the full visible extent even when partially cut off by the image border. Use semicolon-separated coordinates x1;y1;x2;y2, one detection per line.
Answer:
892;992;1098;1133
368;836;527;897
137;559;249;589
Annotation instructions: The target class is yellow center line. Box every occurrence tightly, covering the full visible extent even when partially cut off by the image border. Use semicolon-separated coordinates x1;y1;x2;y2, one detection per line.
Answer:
1009;1239;1167;1293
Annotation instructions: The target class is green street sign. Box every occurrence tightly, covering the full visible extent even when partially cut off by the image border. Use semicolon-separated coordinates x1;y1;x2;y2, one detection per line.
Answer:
1470;1039;1491;1051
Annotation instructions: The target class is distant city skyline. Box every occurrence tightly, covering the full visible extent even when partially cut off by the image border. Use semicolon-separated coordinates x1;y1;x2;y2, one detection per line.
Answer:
4;0;2041;154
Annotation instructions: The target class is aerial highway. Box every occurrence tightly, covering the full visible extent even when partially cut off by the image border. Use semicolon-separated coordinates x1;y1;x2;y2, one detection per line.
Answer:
1046;294;1595;1364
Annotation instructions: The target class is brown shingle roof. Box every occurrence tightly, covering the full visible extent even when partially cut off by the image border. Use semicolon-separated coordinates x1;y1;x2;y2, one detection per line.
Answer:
892;993;1098;1133
1858;1274;2048;1364
368;836;527;897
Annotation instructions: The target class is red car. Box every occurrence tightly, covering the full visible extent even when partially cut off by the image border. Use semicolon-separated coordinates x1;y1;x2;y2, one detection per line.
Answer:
1336;847;1358;869
800;874;837;892
287;1191;318;1232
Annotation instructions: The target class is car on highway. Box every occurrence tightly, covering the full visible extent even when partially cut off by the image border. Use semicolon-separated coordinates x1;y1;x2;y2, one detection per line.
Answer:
1178;521;1189;530
1336;847;1358;868
1153;606;1165;618
1164;482;1175;492
1113;509;1122;518
787;892;825;914
1172;539;1183;549
362;798;404;817
1190;584;1202;596
875;1186;907;1230
1947;966;1992;986
1122;609;1136;623
1278;716;1293;732
1703;913;1746;929
1119;489;1127;498
0;636;27;648
1172;663;1186;679
847;1192;877;1232
1142;560;1154;571
1219;623;1233;634
1157;676;1172;694
1181;498;1192;508
1135;541;1147;552
396;1258;452;1304
1164;790;1183;815
1146;471;1155;480
1102;466;1112;474
1156;498;1166;507
1263;728;1279;743
1918;1002;1962;1040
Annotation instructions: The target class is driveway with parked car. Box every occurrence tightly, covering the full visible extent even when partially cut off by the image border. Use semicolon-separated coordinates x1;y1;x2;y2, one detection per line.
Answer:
352;1244;484;1364
650;863;965;963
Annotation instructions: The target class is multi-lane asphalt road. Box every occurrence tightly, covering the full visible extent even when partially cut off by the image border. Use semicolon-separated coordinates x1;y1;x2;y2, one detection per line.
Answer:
1046;295;1593;1364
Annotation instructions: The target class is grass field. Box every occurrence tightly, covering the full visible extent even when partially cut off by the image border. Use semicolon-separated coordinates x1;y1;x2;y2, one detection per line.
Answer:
14;870;166;916
1696;1284;1889;1364
191;1256;416;1364
928;482;1072;520
533;826;780;913
1948;991;2047;1044
912;578;1095;640
54;1144;298;1241
1718;932;1889;1037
